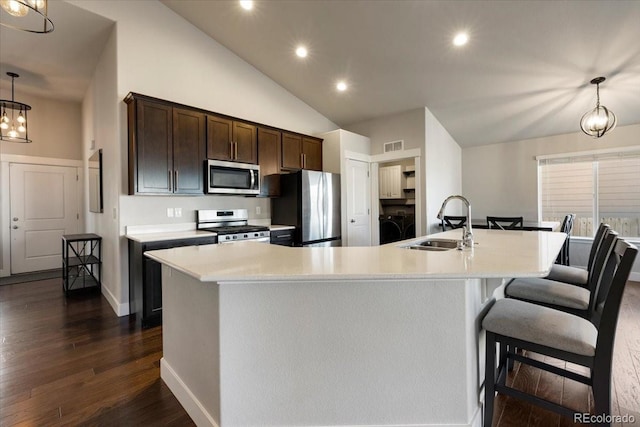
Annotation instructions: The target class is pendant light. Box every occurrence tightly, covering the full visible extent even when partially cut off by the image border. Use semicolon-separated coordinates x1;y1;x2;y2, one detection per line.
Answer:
580;76;617;138
0;72;32;144
0;0;54;33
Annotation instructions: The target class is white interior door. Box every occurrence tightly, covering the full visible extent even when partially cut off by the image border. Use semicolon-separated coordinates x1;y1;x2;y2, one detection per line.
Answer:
346;158;371;246
10;163;79;273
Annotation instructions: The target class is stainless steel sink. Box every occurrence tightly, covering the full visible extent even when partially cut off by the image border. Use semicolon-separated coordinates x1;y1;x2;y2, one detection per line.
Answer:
405;238;459;251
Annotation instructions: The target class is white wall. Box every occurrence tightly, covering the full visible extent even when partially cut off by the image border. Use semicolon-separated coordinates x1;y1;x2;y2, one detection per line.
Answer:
0;87;82;160
424;107;462;234
0;88;83;275
346;109;427;231
462;123;640;220
346;108;463;236
69;0;338;314
321;129;371;245
462;123;640;278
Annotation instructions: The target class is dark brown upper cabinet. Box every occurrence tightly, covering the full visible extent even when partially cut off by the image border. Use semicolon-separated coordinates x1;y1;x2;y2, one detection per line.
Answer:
126;94;205;195
257;127;282;196
207;115;257;164
281;132;322;171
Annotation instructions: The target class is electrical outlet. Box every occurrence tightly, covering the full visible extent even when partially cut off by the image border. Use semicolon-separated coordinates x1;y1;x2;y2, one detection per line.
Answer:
175;208;182;217
112;207;117;220
255;206;261;215
167;208;174;218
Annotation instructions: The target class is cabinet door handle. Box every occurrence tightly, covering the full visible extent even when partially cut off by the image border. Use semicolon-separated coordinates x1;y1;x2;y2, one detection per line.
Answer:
234;141;238;160
174;170;178;190
300;153;304;169
168;170;172;191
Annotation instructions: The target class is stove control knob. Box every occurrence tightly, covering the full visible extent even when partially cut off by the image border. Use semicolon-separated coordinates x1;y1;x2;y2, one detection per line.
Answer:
232;235;237;240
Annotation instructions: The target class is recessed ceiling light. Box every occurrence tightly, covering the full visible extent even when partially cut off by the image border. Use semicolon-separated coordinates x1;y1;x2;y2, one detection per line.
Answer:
295;46;308;58
453;32;469;47
336;81;348;92
239;0;253;11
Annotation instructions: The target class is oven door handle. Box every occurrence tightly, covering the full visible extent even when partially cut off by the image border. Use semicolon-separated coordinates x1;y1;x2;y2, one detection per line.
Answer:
250;169;256;189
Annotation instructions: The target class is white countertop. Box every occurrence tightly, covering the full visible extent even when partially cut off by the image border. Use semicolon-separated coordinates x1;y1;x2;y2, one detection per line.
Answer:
145;229;566;282
126;223;294;243
126;229;216;243
268;224;295;231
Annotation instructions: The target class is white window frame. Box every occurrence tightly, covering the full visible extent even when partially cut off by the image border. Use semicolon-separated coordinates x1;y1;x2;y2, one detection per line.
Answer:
537;145;640;238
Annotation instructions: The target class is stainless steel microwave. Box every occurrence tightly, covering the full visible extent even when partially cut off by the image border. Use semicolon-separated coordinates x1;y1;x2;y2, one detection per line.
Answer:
206;159;260;195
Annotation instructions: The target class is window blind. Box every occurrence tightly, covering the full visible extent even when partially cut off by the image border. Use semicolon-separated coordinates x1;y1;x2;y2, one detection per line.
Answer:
539;151;640;238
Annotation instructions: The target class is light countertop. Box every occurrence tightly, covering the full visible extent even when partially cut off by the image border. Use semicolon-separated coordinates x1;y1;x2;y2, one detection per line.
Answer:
145;229;566;282
268;224;295;231
126;223;294;243
126;230;216;243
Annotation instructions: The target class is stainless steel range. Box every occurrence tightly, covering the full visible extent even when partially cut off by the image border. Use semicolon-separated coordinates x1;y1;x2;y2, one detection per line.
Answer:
197;209;270;243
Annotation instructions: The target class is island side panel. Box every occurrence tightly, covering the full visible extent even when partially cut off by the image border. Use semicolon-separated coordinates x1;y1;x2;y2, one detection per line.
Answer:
218;278;483;426
160;266;221;427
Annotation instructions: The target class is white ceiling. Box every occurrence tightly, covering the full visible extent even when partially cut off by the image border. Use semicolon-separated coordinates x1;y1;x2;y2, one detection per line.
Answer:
0;1;113;101
1;1;639;147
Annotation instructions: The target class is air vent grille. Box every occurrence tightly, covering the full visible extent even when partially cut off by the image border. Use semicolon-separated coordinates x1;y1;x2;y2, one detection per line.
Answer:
383;140;404;153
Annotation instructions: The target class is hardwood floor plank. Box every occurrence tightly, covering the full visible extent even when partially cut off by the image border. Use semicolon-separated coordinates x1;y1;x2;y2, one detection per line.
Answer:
1;278;638;427
0;279;192;426
527;355;562;427
496;351;539;427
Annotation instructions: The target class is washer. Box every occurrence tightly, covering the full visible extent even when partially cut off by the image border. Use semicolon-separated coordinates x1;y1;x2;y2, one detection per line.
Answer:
379;214;415;244
379;215;403;244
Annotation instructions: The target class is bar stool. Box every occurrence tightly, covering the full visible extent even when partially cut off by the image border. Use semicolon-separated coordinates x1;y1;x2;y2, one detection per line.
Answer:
483;238;637;426
546;222;609;288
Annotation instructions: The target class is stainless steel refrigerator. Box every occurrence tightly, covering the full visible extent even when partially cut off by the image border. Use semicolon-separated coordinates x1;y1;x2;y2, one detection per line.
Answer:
271;170;341;247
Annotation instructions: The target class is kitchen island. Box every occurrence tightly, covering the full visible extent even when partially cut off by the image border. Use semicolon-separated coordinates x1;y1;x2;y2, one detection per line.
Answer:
145;229;566;427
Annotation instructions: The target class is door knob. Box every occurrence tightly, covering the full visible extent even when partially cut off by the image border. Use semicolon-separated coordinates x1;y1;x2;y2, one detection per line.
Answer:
350;219;355;223
13;217;18;221
12;225;18;229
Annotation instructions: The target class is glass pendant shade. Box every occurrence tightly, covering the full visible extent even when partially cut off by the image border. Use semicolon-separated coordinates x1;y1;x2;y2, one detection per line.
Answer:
580;77;617;138
0;72;32;143
1;0;28;17
0;0;53;33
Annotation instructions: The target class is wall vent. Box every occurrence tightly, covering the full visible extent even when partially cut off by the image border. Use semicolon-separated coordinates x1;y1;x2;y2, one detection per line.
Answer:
383;140;404;153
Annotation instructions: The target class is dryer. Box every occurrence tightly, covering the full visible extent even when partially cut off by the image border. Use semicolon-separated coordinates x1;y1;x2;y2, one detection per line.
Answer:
379;215;415;244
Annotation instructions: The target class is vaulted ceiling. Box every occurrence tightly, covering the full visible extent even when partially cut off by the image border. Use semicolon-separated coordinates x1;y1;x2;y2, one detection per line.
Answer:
2;1;639;147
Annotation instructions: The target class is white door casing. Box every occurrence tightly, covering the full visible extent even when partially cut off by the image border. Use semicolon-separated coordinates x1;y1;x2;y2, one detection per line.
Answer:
10;163;79;273
346;158;371;246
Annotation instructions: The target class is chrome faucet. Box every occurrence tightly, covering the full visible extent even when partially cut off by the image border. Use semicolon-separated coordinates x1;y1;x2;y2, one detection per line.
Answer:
437;195;473;249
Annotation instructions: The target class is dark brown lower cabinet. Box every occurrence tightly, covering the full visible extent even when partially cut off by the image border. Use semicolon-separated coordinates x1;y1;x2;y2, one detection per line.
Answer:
129;236;217;328
270;228;294;246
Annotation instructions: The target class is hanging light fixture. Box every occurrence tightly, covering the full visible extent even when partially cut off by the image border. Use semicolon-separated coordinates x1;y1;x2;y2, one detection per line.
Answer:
0;0;54;33
0;72;32;143
580;76;617;138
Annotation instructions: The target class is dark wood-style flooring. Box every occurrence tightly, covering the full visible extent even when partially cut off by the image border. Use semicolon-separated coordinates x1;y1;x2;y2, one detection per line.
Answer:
0;279;194;426
0;278;639;426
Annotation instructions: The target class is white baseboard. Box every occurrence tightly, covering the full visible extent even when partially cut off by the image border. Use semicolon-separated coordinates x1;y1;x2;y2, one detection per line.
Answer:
630;272;640;282
160;358;219;427
101;283;129;317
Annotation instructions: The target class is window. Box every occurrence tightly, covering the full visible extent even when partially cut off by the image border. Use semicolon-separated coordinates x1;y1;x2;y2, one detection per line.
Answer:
539;149;640;238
